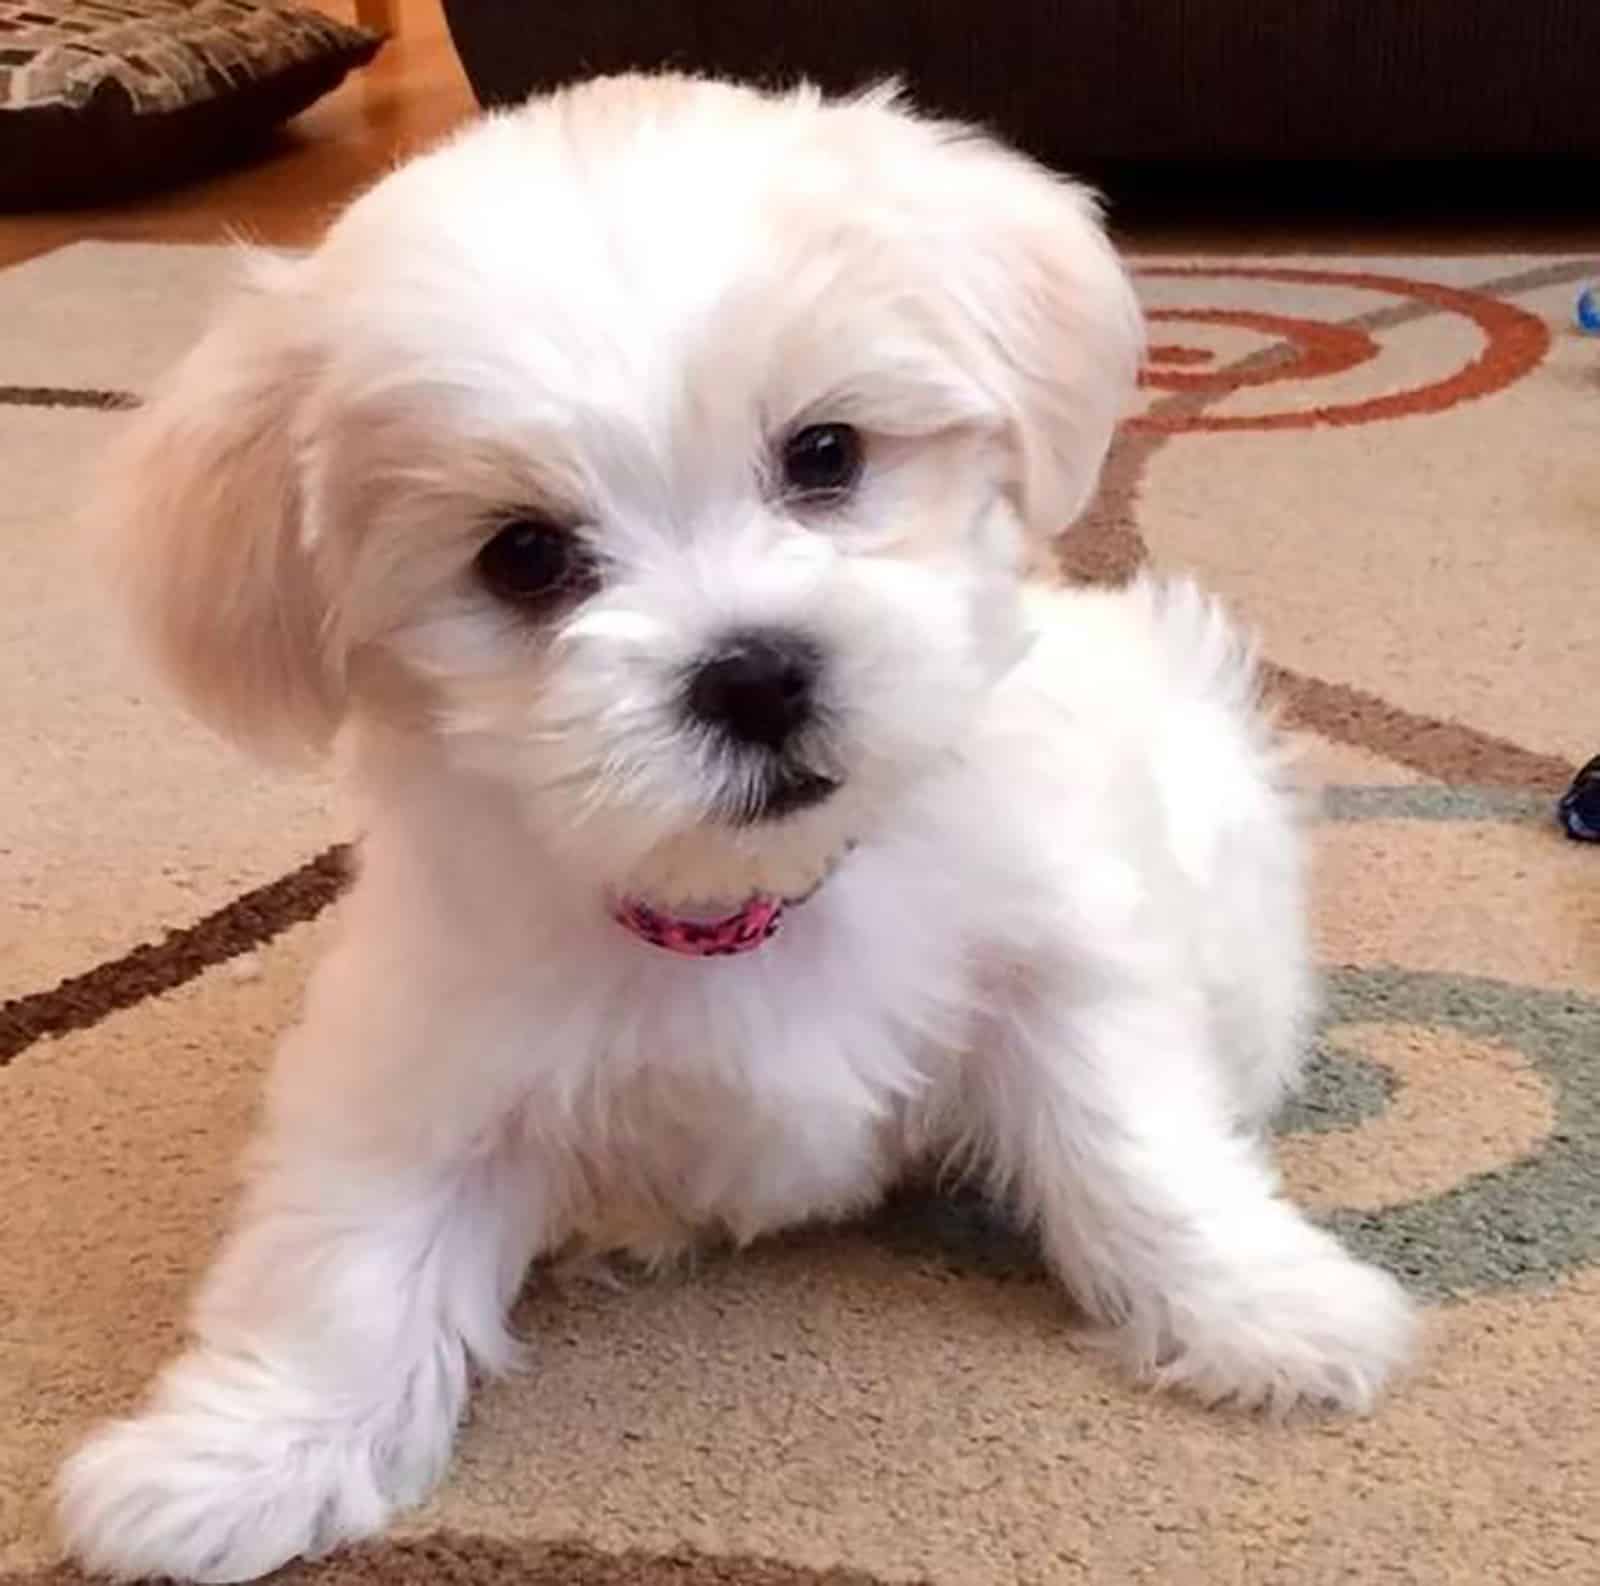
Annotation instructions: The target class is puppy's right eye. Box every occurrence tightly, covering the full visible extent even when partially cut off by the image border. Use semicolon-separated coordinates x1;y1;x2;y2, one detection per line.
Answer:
475;517;596;608
780;422;863;502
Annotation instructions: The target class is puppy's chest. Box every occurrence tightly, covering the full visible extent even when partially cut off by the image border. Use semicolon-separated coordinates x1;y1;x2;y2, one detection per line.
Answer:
557;1064;902;1259
546;943;963;1254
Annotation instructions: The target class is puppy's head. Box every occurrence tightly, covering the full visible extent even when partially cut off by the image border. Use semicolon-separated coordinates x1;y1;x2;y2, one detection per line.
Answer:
101;75;1142;904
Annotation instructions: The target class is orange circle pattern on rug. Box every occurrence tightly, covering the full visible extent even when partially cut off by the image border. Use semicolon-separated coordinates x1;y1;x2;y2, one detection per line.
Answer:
1130;264;1551;434
1142;308;1378;392
1145;343;1215;367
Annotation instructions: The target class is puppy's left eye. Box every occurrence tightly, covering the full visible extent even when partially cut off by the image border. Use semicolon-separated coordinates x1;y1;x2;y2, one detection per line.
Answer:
780;423;863;502
475;516;597;609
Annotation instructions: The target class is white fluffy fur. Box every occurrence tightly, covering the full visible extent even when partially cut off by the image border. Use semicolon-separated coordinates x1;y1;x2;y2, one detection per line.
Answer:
59;76;1416;1583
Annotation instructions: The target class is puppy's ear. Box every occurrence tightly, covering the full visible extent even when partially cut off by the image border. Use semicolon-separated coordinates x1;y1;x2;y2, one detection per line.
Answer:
95;256;341;761
943;142;1145;542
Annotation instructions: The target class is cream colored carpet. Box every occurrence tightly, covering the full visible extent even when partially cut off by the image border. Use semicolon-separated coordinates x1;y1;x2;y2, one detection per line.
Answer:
4;244;1599;1585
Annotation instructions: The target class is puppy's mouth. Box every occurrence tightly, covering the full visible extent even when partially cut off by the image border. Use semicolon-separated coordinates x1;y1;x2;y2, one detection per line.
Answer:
732;764;841;824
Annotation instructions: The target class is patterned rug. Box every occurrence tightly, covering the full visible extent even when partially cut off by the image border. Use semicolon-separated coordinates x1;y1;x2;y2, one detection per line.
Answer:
3;244;1598;1585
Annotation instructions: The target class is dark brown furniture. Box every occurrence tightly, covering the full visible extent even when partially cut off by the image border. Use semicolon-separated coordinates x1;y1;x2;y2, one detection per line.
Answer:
441;0;1600;167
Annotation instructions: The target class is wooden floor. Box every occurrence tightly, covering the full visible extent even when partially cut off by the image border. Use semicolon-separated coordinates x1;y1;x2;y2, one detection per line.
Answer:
4;0;1598;270
0;0;475;269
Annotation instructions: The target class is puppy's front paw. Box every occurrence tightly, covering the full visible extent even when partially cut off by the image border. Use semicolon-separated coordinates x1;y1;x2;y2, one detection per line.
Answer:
57;1349;459;1582
58;1404;393;1584
1132;1246;1418;1416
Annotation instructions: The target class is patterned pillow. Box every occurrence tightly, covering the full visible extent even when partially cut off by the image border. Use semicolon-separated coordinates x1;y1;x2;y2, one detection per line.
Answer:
0;0;383;208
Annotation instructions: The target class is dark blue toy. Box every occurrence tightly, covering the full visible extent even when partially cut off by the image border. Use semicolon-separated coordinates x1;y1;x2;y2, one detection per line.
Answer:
1579;286;1600;334
1558;755;1600;842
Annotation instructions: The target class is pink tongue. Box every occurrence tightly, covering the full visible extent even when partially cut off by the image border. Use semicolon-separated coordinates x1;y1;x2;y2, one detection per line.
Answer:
612;893;785;957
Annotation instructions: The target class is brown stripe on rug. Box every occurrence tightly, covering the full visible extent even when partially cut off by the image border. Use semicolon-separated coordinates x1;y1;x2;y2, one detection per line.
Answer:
1263;665;1576;792
1;1535;911;1586
0;385;137;411
0;845;349;1066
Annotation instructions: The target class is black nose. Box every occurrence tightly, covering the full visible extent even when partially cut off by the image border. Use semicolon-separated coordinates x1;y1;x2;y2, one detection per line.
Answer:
686;631;821;750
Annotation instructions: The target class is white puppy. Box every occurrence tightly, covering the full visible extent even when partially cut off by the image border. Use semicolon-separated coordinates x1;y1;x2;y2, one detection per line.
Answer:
59;74;1415;1583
